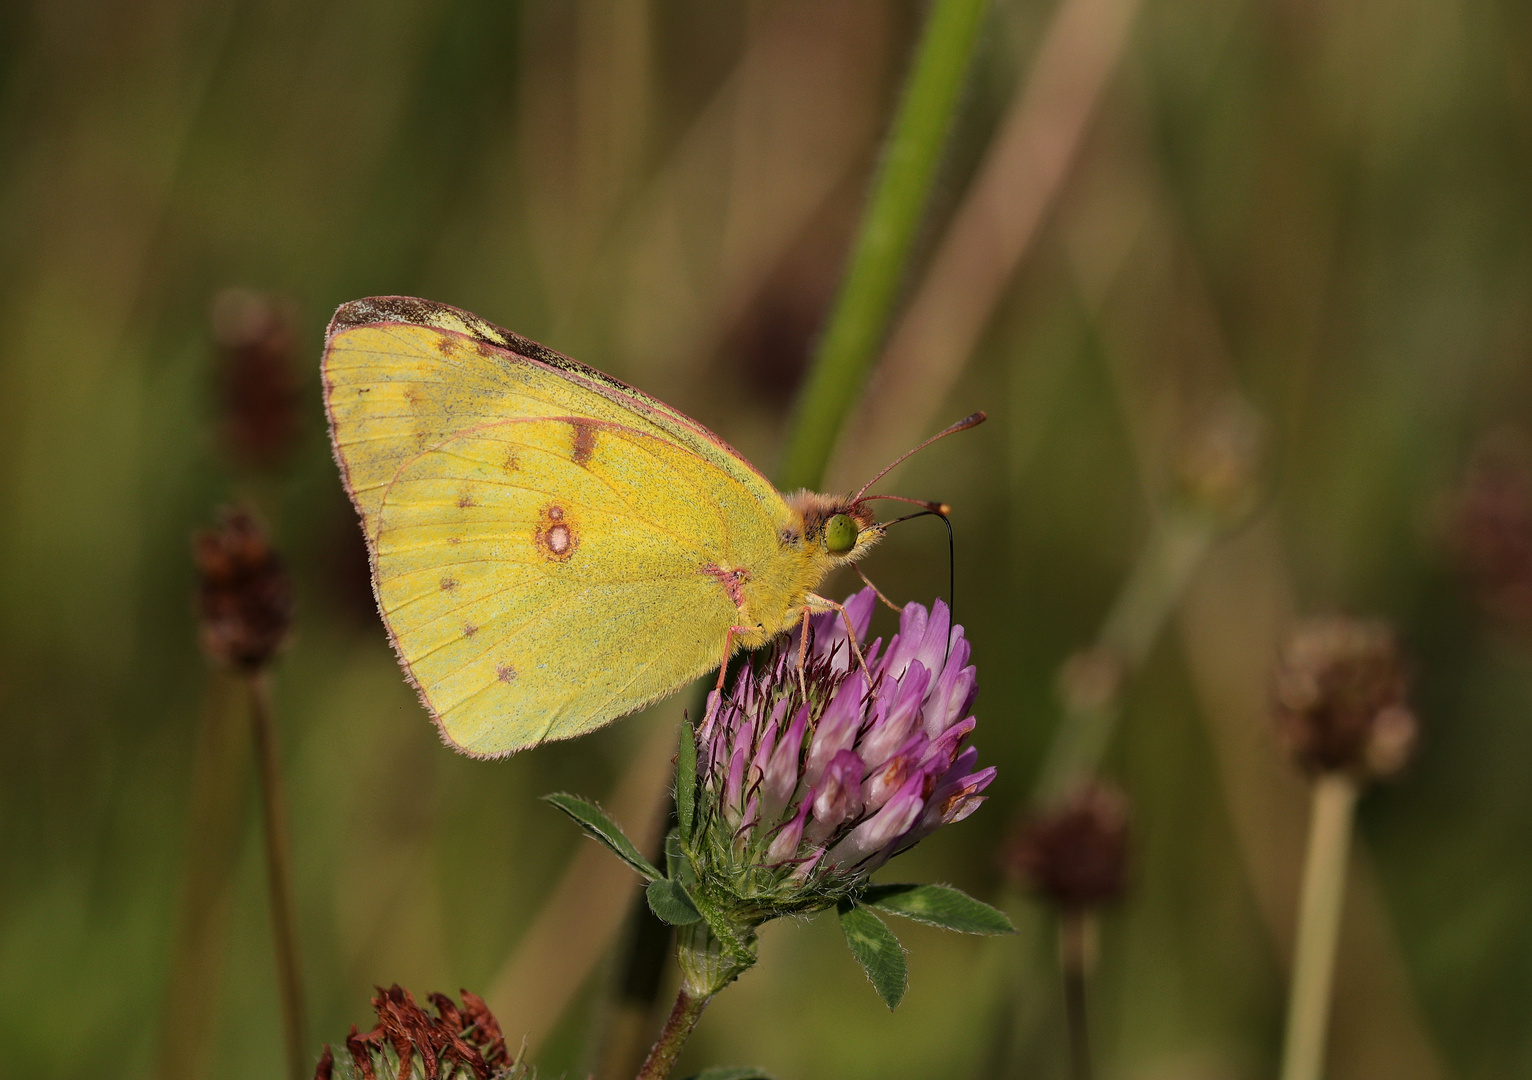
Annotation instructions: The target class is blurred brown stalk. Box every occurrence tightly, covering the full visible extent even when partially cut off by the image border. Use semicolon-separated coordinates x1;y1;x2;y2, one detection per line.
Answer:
157;669;251;1080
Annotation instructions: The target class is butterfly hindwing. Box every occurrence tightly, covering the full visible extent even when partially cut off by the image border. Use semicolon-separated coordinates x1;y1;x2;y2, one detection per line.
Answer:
373;416;770;755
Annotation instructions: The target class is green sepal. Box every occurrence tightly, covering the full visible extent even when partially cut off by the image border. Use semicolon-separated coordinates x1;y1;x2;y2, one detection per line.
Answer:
665;828;696;887
646;877;703;925
862;883;1015;935
677;713;698;842
838;898;908;1009
541;793;660;881
679;1069;776;1080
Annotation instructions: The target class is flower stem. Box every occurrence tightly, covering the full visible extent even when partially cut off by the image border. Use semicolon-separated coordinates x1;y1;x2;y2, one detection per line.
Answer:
776;0;990;491
157;669;250;1080
1058;911;1094;1080
1034;509;1215;801
248;670;310;1080
1279;772;1358;1080
634;988;710;1080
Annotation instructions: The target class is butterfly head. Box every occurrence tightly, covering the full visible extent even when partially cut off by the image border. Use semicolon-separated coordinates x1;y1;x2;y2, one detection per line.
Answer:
785;491;885;568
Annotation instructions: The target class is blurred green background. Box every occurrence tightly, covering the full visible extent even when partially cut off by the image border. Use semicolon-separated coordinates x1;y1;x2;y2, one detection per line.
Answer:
2;0;1530;1078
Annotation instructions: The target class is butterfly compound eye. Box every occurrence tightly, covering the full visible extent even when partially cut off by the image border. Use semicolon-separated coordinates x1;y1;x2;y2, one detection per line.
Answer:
824;513;859;554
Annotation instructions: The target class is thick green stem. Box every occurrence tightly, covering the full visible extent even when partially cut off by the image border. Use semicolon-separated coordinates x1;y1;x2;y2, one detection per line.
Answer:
248;671;310;1080
1279;773;1359;1080
777;0;990;491
633;988;710;1080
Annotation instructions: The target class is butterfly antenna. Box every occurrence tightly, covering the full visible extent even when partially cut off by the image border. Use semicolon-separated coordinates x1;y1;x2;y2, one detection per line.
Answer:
854;412;987;501
941;508;956;665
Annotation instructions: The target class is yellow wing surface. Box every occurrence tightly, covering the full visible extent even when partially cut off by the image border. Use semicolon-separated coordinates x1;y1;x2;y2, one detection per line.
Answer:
323;297;793;757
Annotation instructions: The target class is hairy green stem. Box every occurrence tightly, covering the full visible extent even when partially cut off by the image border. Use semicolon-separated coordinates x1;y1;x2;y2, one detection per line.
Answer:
248;671;310;1080
633;989;710;1080
1279;773;1358;1080
777;0;990;491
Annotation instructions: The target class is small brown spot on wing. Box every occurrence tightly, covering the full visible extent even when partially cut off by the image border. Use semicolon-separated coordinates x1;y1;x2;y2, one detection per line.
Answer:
496;663;516;683
501;449;520;474
463;623;478;637
457;492;476;509
535;504;579;562
570;420;596;465
440;577;458;591
435;337;457;356
446;536;461;546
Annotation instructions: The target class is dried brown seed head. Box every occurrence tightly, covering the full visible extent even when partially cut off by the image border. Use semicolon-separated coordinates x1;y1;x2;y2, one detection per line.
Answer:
318;986;531;1080
1057;646;1124;714
1174;397;1266;520
1272;616;1416;780
211;288;303;472
1449;431;1532;631
1008;783;1130;911
193;507;293;670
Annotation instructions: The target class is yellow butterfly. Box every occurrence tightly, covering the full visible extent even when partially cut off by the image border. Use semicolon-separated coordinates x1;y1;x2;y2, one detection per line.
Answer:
323;296;980;757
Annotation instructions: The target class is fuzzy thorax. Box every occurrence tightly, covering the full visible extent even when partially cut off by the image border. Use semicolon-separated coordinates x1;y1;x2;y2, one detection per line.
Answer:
725;492;884;652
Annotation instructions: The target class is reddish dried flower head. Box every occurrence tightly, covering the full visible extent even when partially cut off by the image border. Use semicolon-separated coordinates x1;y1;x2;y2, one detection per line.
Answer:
194;508;293;669
1010;784;1129;910
1450;432;1532;631
211;288;303;471
319;986;530;1080
1272;616;1416;779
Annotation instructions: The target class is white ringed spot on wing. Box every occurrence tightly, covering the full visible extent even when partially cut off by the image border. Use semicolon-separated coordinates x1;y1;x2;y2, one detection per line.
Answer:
535;503;578;562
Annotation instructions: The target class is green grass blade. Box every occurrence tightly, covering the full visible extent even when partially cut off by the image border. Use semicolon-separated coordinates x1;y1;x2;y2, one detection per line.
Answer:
777;0;991;490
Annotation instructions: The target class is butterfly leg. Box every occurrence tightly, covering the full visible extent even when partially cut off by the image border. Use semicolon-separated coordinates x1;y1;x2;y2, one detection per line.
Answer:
716;624;755;691
793;606;812;698
804;593;876;691
851;563;903;614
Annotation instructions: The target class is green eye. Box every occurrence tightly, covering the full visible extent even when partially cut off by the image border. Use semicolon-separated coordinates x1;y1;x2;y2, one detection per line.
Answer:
824;513;858;554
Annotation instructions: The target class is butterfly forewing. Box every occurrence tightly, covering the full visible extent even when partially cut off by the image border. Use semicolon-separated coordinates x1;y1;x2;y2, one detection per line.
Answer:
324;299;778;540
